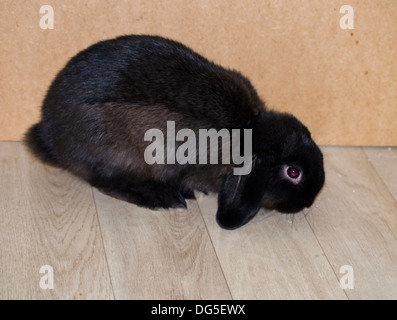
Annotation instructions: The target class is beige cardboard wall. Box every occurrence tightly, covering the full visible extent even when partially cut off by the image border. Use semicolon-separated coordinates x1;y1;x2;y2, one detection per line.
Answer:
0;0;396;145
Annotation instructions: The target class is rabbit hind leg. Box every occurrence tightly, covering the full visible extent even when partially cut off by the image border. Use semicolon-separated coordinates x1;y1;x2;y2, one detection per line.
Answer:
89;166;188;209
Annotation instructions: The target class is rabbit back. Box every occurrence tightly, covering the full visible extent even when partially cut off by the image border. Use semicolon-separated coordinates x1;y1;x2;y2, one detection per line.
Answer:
30;35;264;188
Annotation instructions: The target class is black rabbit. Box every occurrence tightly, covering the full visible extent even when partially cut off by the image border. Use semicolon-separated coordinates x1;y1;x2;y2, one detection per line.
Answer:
26;35;325;229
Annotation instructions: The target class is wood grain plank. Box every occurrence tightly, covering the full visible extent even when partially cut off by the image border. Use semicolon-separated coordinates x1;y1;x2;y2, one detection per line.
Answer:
93;189;231;299
3;143;396;299
306;147;397;299
196;192;346;299
364;147;397;201
0;142;113;299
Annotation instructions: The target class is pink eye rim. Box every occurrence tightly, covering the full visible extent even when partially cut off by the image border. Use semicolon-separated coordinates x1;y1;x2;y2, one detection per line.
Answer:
282;165;302;184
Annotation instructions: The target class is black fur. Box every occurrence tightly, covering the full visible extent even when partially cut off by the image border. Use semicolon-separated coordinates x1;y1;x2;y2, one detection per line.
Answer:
25;35;325;229
25;123;59;166
216;157;269;229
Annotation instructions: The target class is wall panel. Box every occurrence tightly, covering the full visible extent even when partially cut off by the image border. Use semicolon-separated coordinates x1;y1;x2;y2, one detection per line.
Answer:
0;0;396;145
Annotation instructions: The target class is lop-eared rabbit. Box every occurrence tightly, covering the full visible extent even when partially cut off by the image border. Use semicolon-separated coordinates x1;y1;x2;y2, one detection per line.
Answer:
26;35;325;229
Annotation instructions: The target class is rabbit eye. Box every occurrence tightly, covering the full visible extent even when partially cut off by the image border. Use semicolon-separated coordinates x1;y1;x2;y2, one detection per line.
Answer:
287;167;300;179
283;165;302;184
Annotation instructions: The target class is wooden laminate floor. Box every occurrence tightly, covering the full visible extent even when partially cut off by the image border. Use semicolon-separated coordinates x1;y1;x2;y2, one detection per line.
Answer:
0;142;396;299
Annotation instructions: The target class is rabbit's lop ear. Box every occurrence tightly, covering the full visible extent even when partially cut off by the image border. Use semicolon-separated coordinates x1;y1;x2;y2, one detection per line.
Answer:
216;157;269;229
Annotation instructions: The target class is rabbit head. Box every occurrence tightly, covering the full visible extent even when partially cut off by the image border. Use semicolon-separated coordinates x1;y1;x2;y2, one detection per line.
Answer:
216;111;325;229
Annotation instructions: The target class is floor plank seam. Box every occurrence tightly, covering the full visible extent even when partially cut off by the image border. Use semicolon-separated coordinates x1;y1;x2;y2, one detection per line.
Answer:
303;212;350;300
362;147;397;204
90;186;117;300
195;202;234;300
361;147;397;238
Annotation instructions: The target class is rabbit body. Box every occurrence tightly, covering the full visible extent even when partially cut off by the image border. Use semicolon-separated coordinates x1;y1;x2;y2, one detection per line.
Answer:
26;35;325;229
